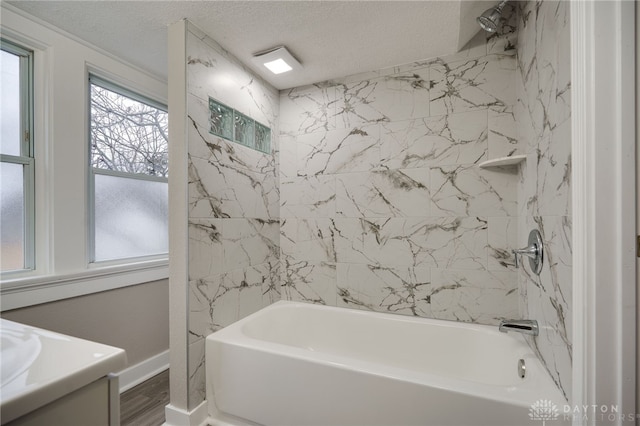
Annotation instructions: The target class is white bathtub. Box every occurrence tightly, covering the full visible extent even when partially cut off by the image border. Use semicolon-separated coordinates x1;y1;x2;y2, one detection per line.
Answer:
206;301;568;426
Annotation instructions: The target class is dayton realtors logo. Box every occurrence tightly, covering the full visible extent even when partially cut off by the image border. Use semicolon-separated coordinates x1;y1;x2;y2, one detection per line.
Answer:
529;400;636;423
529;399;560;425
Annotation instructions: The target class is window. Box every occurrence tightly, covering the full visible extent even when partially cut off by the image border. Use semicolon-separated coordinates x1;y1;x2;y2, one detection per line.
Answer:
0;40;34;273
1;11;170;310
89;76;168;263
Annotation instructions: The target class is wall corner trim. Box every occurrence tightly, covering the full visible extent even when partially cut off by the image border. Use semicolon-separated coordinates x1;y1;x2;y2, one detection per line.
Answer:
164;401;208;426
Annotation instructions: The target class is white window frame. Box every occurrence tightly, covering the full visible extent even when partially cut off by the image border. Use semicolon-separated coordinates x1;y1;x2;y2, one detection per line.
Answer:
0;39;35;274
0;5;168;311
87;75;169;265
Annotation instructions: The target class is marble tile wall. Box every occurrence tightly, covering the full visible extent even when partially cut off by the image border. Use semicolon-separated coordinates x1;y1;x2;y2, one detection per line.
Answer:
515;0;572;402
279;6;521;326
185;25;280;408
181;0;570;409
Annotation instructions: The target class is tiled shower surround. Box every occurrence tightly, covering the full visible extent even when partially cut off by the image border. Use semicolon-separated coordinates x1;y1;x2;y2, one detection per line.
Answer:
186;26;280;407
184;0;571;410
279;20;520;322
515;0;572;401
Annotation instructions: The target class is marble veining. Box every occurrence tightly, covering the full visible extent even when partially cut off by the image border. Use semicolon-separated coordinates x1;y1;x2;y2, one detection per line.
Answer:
280;84;337;135
430;164;517;217
429;55;516;117
336;169;430;218
337;264;432;317
186;26;280;410
280;10;520;329
296;126;381;176
515;0;572;401
335;70;430;128
380;110;489;169
181;0;575;411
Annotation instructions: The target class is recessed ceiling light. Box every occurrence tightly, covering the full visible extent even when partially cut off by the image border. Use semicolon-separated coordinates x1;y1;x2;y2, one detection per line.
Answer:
252;46;302;75
263;58;292;74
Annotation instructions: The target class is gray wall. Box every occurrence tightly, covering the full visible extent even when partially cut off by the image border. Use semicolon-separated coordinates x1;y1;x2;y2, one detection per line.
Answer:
2;279;169;368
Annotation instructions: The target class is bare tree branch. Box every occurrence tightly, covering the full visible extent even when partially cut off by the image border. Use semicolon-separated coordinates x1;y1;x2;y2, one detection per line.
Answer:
90;85;168;177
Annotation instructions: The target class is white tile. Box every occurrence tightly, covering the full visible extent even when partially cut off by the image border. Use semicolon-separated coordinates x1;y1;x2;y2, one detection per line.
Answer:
280;218;338;263
222;218;279;272
380;110;488;169
488;110;521;158
262;260;281;307
189;277;221;343
279;134;297;179
536;120;572;217
430;268;518;325
430;55;516;116
296;125;381;176
281;258;337;306
337;264;431;317
334;217;488;270
187;31;278;128
336;169;430;217
187;338;206;409
430;164;517;217
188;219;223;281
334;69;430;129
281;176;336;218
279;84;337;135
487;217;518;271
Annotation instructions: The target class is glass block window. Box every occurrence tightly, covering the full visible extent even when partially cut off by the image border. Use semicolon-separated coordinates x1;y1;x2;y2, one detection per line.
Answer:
0;40;34;273
233;111;254;148
89;75;168;262
209;98;233;140
208;96;270;154
254;122;271;154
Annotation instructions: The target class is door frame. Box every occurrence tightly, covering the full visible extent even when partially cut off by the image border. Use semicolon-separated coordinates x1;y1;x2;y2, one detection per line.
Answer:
571;0;636;422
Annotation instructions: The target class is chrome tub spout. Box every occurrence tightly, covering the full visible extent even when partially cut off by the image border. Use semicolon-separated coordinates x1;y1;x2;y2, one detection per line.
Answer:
498;319;539;336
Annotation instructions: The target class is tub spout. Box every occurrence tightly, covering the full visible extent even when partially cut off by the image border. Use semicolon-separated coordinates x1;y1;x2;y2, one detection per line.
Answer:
498;319;539;336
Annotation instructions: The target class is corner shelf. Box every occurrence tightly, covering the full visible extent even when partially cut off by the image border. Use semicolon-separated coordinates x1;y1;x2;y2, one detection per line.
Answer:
478;155;526;169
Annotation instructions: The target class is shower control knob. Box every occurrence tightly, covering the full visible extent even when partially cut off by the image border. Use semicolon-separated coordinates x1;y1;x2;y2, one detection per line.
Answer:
512;229;544;275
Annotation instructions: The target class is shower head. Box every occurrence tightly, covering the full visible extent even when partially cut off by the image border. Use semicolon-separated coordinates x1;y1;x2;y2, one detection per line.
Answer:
477;0;508;33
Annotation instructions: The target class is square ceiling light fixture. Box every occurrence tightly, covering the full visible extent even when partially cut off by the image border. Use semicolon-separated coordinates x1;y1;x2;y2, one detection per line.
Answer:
252;46;302;75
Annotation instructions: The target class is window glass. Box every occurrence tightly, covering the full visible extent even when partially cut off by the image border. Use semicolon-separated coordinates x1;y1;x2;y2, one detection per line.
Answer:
90;84;168;177
0;50;21;156
89;78;168;262
94;174;168;261
0;162;25;271
0;41;33;273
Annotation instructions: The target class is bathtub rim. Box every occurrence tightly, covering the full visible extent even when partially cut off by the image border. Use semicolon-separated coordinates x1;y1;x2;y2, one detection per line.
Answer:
206;301;568;408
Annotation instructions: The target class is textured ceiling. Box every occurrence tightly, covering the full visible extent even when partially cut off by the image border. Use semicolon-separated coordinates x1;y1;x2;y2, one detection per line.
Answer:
6;1;489;90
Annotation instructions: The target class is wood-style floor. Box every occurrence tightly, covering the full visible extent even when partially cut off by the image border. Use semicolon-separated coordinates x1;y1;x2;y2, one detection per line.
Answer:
120;369;169;426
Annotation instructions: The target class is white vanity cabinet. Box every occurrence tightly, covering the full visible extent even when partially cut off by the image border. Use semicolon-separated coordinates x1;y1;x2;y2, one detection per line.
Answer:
0;319;126;426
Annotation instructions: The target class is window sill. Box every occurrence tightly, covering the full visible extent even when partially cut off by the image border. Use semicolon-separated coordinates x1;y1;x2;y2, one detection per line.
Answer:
0;259;168;311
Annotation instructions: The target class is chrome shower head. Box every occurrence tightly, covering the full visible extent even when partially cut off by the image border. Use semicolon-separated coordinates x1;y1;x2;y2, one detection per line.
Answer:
477;0;508;33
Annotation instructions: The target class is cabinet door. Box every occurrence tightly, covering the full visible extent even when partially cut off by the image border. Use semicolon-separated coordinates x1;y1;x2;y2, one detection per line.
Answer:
6;377;110;426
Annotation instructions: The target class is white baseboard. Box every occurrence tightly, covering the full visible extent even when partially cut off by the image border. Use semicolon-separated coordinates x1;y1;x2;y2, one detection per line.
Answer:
164;401;209;426
116;349;170;393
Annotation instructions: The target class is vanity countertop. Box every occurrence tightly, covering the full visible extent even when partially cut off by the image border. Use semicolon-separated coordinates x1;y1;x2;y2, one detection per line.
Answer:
0;318;126;424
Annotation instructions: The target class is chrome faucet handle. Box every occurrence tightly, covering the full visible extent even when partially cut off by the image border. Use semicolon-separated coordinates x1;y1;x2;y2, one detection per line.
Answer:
512;229;544;275
512;245;538;268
